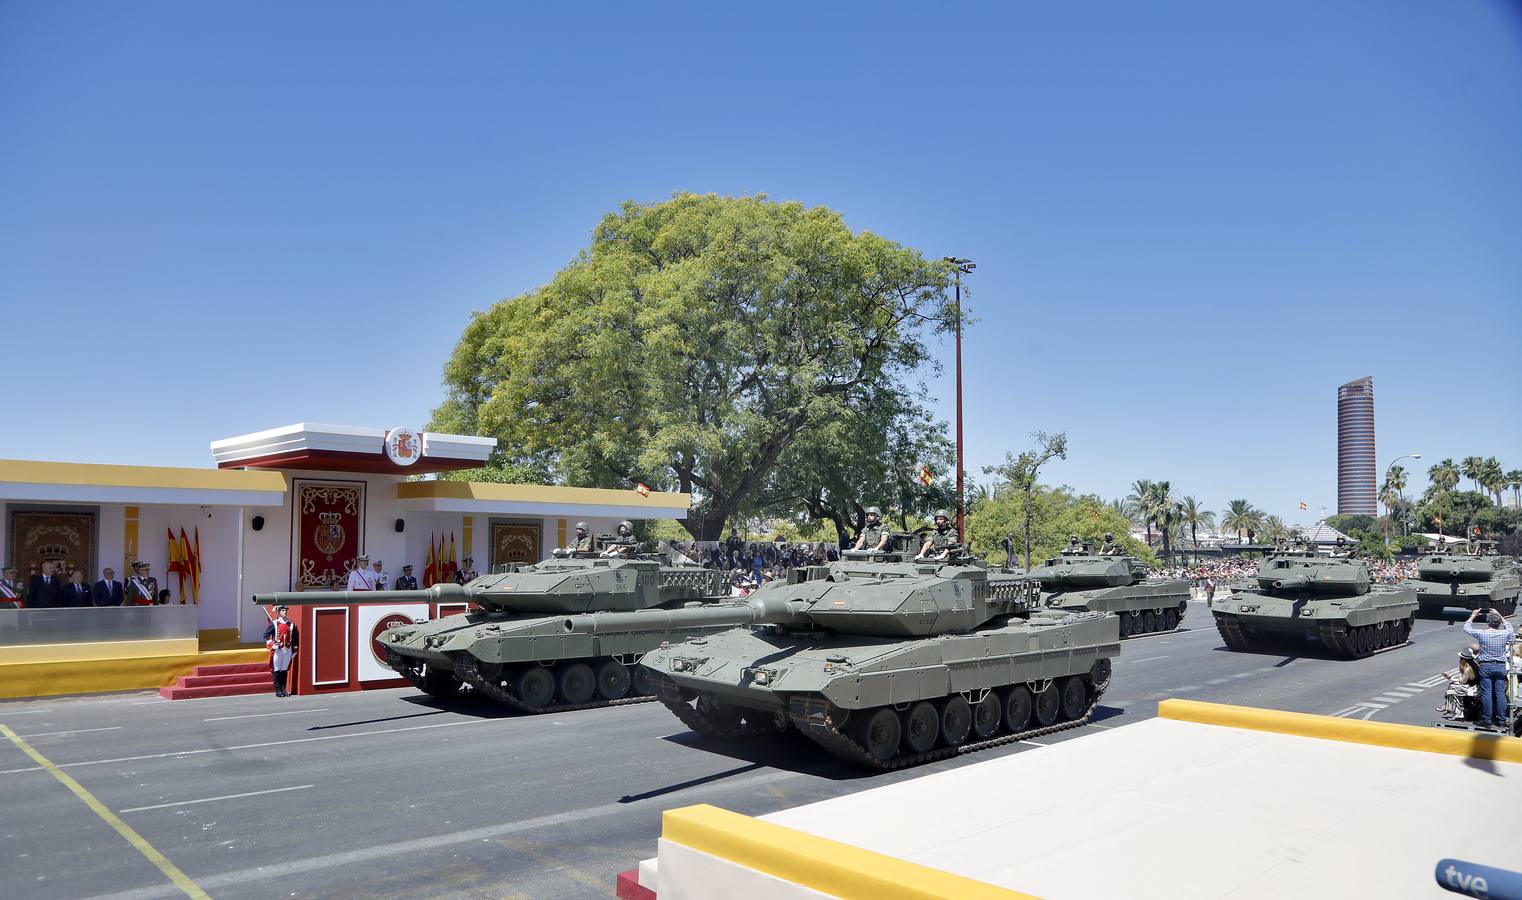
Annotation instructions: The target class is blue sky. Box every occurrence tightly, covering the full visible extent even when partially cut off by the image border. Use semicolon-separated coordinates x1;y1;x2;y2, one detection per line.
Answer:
3;2;1519;525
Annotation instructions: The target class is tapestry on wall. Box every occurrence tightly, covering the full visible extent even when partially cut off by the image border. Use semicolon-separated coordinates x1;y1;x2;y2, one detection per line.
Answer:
292;481;365;589
491;523;541;568
9;510;96;577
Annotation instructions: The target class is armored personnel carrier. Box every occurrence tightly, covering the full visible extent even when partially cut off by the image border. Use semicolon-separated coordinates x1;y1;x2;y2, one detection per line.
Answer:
253;547;730;712
1208;546;1417;658
1403;542;1520;617
1026;539;1190;637
572;540;1120;769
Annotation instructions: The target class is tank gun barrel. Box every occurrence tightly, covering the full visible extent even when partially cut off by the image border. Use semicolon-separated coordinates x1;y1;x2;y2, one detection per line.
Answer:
251;584;471;606
1262;574;1310;591
562;594;807;635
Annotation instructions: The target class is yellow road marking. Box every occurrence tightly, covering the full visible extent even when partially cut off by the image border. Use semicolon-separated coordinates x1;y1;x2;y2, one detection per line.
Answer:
0;724;210;900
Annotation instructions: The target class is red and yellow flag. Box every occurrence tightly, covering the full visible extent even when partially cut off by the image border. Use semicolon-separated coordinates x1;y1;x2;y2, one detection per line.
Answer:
179;527;201;604
167;528;186;601
918;465;933;487
424;532;437;587
1298;501;1308;511
635;482;651;497
447;533;458;581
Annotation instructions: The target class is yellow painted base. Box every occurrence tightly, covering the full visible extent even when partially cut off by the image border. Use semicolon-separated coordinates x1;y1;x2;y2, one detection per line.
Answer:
1158;698;1522;764
0;648;267;700
662;804;1033;899
0;638;200;664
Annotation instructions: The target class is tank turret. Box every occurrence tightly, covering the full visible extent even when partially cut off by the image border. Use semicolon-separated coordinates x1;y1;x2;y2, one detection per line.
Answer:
1210;550;1415;658
1403;546;1520;616
635;552;1119;768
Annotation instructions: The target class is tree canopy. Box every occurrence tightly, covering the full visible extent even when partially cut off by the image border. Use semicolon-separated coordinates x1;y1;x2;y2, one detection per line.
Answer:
966;483;1156;568
430;193;959;539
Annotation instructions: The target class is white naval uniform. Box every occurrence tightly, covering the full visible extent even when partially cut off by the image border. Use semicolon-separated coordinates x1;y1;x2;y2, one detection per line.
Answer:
347;567;378;591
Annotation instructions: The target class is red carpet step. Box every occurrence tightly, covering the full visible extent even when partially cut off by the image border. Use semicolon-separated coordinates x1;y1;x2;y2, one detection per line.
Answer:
159;662;272;700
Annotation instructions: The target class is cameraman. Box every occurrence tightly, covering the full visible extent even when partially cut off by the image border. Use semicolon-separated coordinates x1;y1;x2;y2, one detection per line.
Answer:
1463;607;1516;730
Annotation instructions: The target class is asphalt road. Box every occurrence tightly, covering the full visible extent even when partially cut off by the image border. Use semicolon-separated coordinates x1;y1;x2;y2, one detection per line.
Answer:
0;601;1502;900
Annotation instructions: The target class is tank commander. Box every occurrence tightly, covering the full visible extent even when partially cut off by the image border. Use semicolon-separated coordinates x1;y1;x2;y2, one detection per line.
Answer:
554;522;595;557
918;510;958;561
1100;532;1123;556
1061;534;1084;556
853;506;891;552
601;521;639;557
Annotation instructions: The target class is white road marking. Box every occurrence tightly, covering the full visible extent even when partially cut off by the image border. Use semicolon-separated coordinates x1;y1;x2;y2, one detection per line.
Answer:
120;784;314;813
1331;706;1361;718
1403;683;1431;691
97;768;802;900
1206;677;1230;685
1229;672;1252;678
203;708;330;722
17;726;124;738
1383;690;1418;698
1372;696;1405;704
0;717;505;776
1086;722;1115;729
1356;708;1380;720
1357;701;1389;709
0;708;56;715
1124;656;1169;664
1018;739;1048;747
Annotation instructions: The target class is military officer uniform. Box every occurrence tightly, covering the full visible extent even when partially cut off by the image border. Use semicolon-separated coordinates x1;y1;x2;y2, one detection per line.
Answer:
920;511;958;559
395;566;419;590
125;563;158;606
854;506;890;552
0;567;22;609
263;606;299;697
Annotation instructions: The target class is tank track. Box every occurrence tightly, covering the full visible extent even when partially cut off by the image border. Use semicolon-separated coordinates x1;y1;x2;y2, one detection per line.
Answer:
648;673;787;739
783;680;1104;771
1214;613;1251;650
1119;605;1187;639
1315;619;1412;660
450;657;657;715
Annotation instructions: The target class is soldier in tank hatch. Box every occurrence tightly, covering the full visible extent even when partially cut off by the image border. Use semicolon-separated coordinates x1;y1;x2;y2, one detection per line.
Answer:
555;522;594;557
853;506;890;552
602;521;638;557
1100;533;1123;556
919;510;958;561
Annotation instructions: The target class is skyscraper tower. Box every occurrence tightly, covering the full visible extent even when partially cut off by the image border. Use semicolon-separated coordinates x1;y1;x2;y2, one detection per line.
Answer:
1337;376;1376;515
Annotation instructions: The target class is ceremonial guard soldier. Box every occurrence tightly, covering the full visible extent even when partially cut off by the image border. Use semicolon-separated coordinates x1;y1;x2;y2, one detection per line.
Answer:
125;562;158;606
455;557;480;585
918;510;959;561
394;564;418;590
0;565;22;609
263;605;299;697
346;555;378;591
853;507;890;552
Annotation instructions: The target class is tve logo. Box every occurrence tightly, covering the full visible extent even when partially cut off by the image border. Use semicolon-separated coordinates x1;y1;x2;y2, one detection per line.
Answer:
1436;858;1522;900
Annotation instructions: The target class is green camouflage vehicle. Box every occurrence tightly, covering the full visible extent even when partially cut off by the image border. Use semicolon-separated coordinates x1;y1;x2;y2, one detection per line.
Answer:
571;539;1120;769
252;546;730;713
1403;542;1520;617
1027;540;1190;637
1209;546;1417;658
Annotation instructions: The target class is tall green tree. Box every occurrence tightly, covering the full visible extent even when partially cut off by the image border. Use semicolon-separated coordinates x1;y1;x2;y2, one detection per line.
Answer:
430;194;958;539
1480;457;1505;504
1427;458;1461;499
1179;496;1214;552
983;431;1068;568
1507;469;1522;508
1221;499;1262;542
1126;479;1157;546
966;484;1154;569
1461;456;1485;494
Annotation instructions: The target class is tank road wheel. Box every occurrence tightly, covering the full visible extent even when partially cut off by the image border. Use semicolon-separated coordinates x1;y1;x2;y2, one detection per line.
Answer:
1141;610;1158;634
1090;658;1113;692
694;695;743;737
1397;618;1412;643
971;693;1002;739
1376;621;1391;649
631;664;654;696
901;702;940;754
420;666;463;697
1059;677;1087;721
1003;685;1034;733
514;665;556;708
556;662;596;704
1119;614;1135;638
595;659;632;700
851;708;902;763
1164;608;1180;631
940;696;973;747
1033;683;1061;727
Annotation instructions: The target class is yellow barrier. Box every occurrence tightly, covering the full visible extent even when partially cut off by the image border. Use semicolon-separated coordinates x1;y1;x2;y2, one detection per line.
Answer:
662;804;1035;900
1158;698;1522;765
0;648;266;699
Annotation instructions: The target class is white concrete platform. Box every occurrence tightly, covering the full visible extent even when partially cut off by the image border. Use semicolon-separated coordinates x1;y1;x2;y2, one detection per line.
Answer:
646;716;1522;898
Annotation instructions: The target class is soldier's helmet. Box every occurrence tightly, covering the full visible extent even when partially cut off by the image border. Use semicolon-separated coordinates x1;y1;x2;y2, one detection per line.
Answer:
1104;532;1114;542
933;509;950;524
865;506;881;518
618;520;634;534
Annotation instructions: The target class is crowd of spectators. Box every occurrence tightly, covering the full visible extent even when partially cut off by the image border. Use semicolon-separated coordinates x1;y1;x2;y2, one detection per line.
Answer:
1153;555;1422;598
666;532;841;595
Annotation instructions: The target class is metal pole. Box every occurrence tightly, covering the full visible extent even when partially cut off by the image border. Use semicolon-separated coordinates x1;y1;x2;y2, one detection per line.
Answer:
954;268;965;544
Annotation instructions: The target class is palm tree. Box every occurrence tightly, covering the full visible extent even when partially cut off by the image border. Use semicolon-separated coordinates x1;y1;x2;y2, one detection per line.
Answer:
1480;457;1505;504
1126;480;1156;545
1261;515;1292;545
1507;469;1522;509
1429;458;1460;494
1179;496;1214;554
1106;498;1133;524
1149;481;1181;563
1221;499;1261;543
1461;456;1484;493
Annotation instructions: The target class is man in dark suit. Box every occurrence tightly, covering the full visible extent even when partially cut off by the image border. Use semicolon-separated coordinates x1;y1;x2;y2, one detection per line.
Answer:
27;561;66;609
63;569;93;608
93;567;124;606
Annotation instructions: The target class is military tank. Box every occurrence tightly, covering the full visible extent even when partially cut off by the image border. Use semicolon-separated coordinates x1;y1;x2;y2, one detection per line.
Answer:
1208;545;1417;658
252;545;731;713
1026;537;1190;637
1403;541;1520;617
571;539;1120;769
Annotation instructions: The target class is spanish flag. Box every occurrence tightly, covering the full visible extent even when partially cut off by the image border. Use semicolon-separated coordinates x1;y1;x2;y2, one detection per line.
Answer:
167;528;186;600
635;483;651;497
424;533;437;587
918;465;933;487
1298;501;1308;511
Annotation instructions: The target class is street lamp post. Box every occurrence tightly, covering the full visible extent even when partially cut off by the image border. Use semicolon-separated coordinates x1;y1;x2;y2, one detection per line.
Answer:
1382;452;1422;548
943;257;975;544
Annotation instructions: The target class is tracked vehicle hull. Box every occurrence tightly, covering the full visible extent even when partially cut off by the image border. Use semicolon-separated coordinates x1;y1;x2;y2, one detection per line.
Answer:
1209;585;1417;658
642;610;1119;769
1045;580;1191;638
1406;577;1519;616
